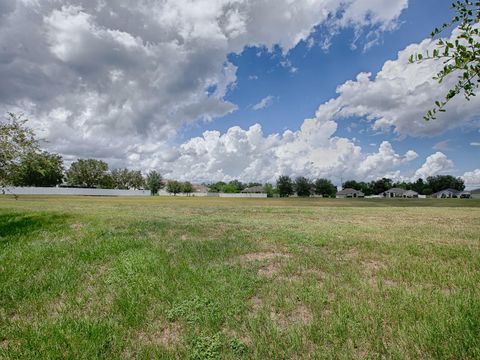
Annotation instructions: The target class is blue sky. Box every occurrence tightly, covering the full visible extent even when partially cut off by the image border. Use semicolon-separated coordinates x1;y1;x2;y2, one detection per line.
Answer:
0;0;479;186
180;0;478;182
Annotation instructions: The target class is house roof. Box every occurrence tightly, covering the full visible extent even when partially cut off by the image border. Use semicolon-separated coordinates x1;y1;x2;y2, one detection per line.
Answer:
337;188;364;195
433;188;461;195
383;188;407;195
381;188;418;196
241;186;264;193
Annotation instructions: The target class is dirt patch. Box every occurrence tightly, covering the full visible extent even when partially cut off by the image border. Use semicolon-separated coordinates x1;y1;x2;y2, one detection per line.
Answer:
270;304;313;328
180;234;188;241
136;321;183;349
239;252;291;262
249;296;264;314
343;248;359;260
70;223;84;231
258;263;281;278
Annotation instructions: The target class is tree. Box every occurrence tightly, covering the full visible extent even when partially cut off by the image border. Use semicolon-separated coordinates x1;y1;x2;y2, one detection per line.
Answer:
146;171;164;195
182;181;194;196
67;159;109;188
166;180;183;195
342;180;362;191
111;168;131;189
371;178;393;195
262;183;276;198
295;176;312;197
314;178;337;198
409;1;480;120
426;175;465;193
208;181;226;193
11;151;64;187
129;170;145;190
0;113;38;187
276;175;294;197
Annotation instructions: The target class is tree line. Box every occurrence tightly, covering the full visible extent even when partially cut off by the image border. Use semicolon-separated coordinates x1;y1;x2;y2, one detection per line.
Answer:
273;175;465;197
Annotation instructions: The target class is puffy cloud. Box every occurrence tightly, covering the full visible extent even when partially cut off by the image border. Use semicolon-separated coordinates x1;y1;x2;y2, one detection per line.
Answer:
462;169;480;188
252;95;274;110
314;28;480;137
0;0;408;166
161;117;418;183
413;152;453;180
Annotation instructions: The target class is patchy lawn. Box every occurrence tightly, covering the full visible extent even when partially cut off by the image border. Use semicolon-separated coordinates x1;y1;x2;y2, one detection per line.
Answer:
0;196;479;359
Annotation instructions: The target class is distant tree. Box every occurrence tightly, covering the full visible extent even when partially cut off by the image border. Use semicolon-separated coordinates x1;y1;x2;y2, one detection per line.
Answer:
295;176;312;197
222;183;239;193
277;175;294;197
247;182;262;188
182;181;194;196
67;159;109;188
262;183;276;198
342;180;362;191
371;178;393;195
412;178;427;194
11;151;64;187
0;113;38;187
129;170;145;189
166;180;183;195
111;168;131;189
426;175;465;193
146;171;164;195
208;181;226;193
409;1;480;120
342;180;373;195
314;178;337;198
99;173;115;189
228;180;245;192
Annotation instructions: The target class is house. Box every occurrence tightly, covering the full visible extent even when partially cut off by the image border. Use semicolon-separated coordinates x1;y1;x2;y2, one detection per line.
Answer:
241;186;265;194
192;184;209;193
381;188;418;198
336;188;364;198
471;188;480;199
432;188;471;198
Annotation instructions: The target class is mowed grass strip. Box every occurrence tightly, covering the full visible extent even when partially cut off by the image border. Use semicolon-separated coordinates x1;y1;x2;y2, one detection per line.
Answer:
0;196;479;359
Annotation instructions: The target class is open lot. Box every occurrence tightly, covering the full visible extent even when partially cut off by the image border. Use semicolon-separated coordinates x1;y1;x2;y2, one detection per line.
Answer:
0;196;479;359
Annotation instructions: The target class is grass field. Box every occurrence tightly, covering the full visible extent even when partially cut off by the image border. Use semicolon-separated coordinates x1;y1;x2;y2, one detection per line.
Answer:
0;196;479;359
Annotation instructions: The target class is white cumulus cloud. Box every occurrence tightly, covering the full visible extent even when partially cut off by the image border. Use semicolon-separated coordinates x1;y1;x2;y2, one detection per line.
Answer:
160;117;419;183
0;0;409;167
314;28;480;137
413;152;454;180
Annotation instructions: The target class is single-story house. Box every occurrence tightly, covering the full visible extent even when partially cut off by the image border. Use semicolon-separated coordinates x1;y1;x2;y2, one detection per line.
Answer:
471;188;480;199
241;186;265;194
336;188;364;198
381;188;419;198
432;188;471;198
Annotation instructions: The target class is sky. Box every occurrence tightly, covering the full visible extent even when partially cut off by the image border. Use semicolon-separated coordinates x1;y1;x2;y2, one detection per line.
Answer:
0;0;479;188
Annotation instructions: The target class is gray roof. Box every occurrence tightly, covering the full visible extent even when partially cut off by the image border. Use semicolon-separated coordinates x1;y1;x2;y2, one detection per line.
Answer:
383;188;407;195
433;188;461;195
337;188;364;195
382;188;418;196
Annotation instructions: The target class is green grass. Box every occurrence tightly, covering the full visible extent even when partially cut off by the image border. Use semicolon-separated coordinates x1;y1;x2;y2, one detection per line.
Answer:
0;196;479;359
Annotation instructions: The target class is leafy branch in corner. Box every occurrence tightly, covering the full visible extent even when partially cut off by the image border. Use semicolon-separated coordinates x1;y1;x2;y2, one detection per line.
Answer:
409;1;480;120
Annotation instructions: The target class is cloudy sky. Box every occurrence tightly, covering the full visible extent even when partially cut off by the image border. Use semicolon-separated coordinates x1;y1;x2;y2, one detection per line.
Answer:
1;0;479;187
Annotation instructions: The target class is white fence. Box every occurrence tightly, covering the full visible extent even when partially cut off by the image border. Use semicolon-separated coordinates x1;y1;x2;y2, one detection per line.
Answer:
3;187;151;196
2;187;267;198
